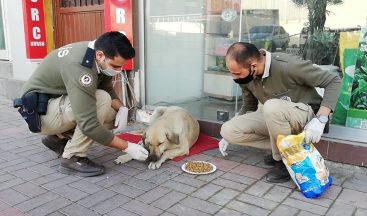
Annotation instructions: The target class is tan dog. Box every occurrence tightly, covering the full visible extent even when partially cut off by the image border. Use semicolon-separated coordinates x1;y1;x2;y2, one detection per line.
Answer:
115;106;200;169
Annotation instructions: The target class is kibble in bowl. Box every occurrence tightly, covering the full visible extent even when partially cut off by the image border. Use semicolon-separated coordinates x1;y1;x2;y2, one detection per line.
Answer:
182;161;217;175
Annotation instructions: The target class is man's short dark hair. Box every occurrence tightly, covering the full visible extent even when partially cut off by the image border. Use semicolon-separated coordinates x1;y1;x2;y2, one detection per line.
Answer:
94;31;135;60
226;42;261;66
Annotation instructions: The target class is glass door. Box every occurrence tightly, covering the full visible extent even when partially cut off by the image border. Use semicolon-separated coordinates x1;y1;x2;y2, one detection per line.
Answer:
144;0;243;121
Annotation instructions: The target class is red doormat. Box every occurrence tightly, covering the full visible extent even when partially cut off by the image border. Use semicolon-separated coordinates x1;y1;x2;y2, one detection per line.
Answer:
116;132;219;161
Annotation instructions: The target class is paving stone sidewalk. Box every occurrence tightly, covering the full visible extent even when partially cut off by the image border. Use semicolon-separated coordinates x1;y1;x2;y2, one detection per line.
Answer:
1;95;367;216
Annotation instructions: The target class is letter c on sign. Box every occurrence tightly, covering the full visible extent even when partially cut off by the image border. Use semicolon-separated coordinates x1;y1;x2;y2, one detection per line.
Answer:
32;27;41;39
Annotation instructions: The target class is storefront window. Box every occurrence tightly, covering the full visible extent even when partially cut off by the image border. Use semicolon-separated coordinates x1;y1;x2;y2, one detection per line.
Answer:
0;0;8;60
144;0;367;123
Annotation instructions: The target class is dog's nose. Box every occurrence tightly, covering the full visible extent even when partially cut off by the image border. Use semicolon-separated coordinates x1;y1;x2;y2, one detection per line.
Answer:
148;154;159;162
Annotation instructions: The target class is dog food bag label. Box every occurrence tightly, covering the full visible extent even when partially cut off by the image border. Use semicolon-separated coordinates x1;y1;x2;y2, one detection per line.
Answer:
276;132;332;199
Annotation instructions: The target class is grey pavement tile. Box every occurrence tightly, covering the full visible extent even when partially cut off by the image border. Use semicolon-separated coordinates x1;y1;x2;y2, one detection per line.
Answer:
0;177;25;191
77;189;117;208
237;193;279;210
125;160;149;171
136;186;171;204
337;188;367;209
208;157;240;172
161;179;197;194
112;164;143;176
211;178;249;191
0;158;29;170
51;184;90;202
91;194;131;214
69;179;104;194
0;188;30;206
191;183;223;200
208;188;240;206
108;183;146;198
13;182;48;198
59;203;101;216
290;190;333;208
171;175;206;188
230;163;269;180
195;170;224;182
147;170;180;184
227;200;271;216
12;168;43;181
269;205;299;216
41;175;80;190
3;160;38;172
27;164;58;175
26;197;72;216
242;153;267;165
322;184;342;200
159;212;176;216
342;177;367;193
214;208;243;216
0;207;28;216
298;210;322;216
96;173;131;188
325;201;356;216
151;190;186;210
47;212;68;216
123;177;158;191
31;172;67;185
0;152;22;162
282;198;328;215
181;196;221;214
122;200;163;216
0;173;16;183
14;191;59;212
106;207;138;216
263;185;293;202
134;168;165;180
245;180;273;197
355;208;367;216
185;153;215;162
84;169;121;184
167;203;211;216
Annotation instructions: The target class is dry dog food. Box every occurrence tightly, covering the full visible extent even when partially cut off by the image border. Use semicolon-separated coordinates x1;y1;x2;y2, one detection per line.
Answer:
185;161;213;173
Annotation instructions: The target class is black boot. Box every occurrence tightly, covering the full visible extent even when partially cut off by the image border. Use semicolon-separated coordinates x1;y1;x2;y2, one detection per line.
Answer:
59;156;105;177
41;135;67;156
265;161;291;183
264;154;276;166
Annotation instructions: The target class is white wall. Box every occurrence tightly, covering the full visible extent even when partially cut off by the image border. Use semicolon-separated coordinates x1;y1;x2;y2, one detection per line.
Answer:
5;0;38;81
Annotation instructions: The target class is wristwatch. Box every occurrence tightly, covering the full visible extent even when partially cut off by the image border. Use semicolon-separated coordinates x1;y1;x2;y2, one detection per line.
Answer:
316;115;329;124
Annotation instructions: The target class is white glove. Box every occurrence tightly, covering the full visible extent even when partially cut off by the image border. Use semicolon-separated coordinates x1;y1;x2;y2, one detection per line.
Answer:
218;138;229;156
304;118;326;143
124;142;148;161
115;107;128;132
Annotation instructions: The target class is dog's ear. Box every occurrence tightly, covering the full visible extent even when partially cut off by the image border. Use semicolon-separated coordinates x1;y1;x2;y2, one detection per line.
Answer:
166;131;179;144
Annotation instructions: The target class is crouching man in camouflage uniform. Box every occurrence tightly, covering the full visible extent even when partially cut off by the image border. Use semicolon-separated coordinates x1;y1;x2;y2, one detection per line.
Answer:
19;32;148;177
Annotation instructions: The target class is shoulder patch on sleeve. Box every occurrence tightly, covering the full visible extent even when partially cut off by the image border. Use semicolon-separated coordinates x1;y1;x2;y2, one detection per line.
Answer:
79;74;93;87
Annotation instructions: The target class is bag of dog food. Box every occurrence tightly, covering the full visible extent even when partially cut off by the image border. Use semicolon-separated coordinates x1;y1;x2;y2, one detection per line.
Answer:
276;132;332;198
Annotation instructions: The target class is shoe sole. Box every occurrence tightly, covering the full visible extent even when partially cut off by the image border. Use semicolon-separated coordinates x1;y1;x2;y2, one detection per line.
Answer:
58;165;105;177
265;175;291;183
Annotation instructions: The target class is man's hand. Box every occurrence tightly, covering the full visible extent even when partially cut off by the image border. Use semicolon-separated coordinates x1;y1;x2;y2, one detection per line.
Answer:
115;107;128;132
304;118;325;143
124;142;148;161
219;138;229;156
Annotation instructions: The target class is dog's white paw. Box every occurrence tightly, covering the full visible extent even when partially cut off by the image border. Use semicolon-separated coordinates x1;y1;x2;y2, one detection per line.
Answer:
148;161;162;170
114;154;132;164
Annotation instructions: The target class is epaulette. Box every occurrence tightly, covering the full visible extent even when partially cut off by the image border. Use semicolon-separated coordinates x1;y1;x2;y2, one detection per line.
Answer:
81;47;95;68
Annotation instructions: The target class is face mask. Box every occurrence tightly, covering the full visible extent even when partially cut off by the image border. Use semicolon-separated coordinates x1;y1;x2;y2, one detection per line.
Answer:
233;66;254;84
98;57;122;76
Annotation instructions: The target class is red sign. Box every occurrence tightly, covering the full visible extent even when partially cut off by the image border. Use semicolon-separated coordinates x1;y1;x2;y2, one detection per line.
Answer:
22;0;48;62
104;0;134;70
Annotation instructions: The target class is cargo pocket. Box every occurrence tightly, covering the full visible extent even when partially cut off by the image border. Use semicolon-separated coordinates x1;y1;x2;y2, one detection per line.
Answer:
290;102;314;134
